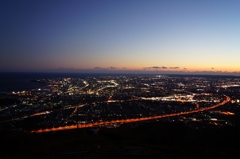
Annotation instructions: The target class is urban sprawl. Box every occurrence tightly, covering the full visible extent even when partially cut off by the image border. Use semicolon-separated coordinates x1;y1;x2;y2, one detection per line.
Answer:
1;75;240;132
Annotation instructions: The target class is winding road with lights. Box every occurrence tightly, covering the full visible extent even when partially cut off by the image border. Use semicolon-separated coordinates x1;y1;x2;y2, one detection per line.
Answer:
31;95;231;133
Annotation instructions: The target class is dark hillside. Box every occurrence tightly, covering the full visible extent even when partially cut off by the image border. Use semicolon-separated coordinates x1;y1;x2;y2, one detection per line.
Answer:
1;122;240;159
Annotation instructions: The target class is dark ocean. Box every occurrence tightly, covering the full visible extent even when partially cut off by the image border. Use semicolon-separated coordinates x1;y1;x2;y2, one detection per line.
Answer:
0;72;108;92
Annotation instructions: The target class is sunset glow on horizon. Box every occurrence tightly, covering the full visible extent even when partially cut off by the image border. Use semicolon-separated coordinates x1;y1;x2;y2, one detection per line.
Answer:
1;0;240;74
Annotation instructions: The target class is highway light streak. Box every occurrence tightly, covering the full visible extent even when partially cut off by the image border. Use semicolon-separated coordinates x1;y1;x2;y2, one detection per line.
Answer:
31;95;230;133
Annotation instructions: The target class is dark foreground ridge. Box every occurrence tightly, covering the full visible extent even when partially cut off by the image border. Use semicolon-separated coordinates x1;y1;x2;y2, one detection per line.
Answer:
1;121;240;159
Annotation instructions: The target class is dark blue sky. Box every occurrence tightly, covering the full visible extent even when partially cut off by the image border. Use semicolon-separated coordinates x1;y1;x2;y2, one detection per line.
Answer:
1;0;240;74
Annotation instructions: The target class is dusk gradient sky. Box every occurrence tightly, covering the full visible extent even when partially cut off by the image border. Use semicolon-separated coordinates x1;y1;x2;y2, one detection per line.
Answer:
1;0;240;74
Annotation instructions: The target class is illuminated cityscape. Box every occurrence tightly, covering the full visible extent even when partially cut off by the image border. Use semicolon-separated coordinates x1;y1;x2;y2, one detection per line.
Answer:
1;74;240;158
1;0;240;158
1;75;239;132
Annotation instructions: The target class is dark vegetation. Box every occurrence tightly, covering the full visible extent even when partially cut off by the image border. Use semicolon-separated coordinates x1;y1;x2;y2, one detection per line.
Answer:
1;121;240;159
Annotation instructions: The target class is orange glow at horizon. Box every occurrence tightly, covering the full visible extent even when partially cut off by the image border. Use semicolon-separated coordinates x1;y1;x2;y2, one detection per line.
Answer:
80;66;240;73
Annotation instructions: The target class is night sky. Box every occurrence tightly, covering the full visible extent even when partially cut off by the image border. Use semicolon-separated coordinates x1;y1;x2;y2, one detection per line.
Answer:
1;0;240;74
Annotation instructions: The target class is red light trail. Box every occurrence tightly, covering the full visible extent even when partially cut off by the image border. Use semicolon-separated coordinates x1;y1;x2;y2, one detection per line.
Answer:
31;96;230;133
